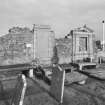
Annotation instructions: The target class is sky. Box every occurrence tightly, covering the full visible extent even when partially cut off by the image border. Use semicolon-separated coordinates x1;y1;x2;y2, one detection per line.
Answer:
0;0;105;40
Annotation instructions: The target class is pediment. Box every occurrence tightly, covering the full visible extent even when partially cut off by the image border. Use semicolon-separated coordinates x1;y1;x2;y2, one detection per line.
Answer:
76;25;94;33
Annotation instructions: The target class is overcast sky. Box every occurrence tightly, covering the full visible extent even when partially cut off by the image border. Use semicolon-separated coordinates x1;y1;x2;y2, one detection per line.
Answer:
0;0;105;40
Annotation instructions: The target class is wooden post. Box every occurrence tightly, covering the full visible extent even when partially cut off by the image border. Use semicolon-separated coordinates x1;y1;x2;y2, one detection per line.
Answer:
50;65;65;104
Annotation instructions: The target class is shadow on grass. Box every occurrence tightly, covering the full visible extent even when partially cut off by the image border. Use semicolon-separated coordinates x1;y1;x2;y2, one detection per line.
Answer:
0;81;10;105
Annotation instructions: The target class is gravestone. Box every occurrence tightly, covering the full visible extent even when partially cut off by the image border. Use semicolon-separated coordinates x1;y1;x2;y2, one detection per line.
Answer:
50;65;65;104
11;74;27;105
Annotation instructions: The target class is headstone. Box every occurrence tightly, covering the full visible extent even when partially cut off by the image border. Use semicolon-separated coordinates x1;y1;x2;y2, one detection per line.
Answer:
29;69;34;78
50;65;65;104
11;74;27;105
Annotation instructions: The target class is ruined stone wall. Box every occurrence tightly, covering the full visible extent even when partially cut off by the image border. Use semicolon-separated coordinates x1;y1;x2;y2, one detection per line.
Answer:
0;27;33;65
56;38;72;64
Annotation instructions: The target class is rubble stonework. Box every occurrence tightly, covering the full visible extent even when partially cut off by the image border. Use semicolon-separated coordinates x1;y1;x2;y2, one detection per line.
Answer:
8;27;32;33
0;25;55;66
56;38;72;64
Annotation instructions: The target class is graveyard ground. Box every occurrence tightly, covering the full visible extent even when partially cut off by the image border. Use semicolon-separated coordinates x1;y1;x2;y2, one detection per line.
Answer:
0;72;105;105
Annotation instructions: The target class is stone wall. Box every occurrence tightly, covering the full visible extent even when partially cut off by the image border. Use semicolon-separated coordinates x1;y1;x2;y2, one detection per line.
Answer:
56;38;72;64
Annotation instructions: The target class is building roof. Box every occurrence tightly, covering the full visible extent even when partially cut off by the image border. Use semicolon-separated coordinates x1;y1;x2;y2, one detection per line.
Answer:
66;25;94;37
73;25;94;33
